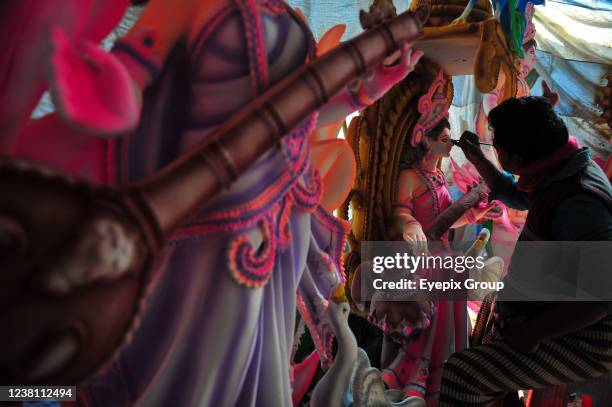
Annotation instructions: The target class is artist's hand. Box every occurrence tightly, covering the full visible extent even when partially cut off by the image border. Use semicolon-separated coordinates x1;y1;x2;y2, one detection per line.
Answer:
502;320;541;354
458;130;486;165
48;27;140;135
352;43;424;103
542;80;560;107
403;223;428;256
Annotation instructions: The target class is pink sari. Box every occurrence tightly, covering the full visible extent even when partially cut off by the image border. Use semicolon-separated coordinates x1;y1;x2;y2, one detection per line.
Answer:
384;167;469;406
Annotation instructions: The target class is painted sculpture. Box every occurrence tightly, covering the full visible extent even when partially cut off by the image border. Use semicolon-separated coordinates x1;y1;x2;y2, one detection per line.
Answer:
341;58;505;405
0;4;430;406
604;74;612;133
474;2;540;150
0;0;133;155
307;22;358;213
338;1;523;404
407;0;521;101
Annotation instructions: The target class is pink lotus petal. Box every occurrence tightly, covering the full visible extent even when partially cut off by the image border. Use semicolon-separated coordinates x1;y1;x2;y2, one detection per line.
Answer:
486;200;516;232
450;157;486;194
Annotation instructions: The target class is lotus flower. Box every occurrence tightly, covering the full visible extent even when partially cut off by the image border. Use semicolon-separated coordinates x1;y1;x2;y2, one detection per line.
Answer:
450;157;516;232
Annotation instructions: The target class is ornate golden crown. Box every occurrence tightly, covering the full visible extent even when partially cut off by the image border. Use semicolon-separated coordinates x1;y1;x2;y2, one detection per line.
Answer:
410;69;450;146
523;3;536;44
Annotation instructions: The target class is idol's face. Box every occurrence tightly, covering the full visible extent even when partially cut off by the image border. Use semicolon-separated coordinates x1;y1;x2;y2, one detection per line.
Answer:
428;127;453;158
520;45;537;78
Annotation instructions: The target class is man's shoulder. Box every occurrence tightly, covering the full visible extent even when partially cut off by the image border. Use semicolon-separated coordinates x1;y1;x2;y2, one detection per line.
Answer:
544;156;612;215
551;193;612;241
577;159;612;197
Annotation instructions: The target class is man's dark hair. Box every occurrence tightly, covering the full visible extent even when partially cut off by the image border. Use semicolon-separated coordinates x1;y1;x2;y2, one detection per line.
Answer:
489;96;568;164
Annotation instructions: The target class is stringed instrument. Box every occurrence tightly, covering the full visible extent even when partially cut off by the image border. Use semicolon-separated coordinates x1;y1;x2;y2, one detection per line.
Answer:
0;4;430;385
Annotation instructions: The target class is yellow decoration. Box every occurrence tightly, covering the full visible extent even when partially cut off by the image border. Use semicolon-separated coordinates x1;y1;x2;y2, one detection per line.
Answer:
474;18;519;100
331;284;349;303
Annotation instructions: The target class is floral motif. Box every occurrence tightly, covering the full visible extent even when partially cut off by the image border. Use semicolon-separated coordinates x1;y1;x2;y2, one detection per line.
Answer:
411;70;450;147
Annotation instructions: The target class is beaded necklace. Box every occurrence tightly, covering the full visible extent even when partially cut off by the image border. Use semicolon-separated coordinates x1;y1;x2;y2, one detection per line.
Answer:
414;167;447;218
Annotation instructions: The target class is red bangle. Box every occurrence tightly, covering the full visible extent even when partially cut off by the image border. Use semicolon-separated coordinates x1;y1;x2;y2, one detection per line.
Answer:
349;86;374;109
358;85;374;106
405;219;420;227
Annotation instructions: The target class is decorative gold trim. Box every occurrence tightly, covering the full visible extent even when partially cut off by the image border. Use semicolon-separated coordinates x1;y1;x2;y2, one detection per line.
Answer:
474;18;519;99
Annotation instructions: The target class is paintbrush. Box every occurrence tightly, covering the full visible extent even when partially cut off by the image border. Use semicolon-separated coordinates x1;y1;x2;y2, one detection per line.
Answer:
451;139;493;146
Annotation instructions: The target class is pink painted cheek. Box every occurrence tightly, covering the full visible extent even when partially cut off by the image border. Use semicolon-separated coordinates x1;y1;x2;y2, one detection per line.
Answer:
519;51;537;77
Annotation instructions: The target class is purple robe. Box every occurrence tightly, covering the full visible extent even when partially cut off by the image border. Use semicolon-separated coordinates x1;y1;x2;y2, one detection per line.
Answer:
83;1;347;405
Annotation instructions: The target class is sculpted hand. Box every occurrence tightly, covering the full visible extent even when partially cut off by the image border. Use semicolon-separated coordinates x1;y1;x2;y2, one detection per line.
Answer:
541;80;560;107
317;42;423;126
403;223;428;256
48;27;140;135
350;44;424;104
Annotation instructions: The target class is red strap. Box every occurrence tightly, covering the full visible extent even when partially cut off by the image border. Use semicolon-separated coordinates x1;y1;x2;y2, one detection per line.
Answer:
234;0;269;94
